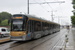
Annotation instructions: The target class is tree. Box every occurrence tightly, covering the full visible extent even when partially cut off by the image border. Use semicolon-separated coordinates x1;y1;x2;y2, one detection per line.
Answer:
72;0;75;4
73;5;75;9
71;15;75;25
1;19;8;26
0;12;12;26
71;0;75;25
0;12;12;20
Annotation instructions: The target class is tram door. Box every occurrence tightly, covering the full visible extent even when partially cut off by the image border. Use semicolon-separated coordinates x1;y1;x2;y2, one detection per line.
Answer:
26;20;33;40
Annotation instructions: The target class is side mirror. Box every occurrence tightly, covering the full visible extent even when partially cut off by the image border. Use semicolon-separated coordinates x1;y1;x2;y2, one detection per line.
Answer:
8;20;10;25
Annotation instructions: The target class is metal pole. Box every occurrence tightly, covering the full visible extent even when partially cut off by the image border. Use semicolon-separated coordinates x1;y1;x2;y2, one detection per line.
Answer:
58;16;59;23
51;11;53;22
51;10;57;22
27;0;29;14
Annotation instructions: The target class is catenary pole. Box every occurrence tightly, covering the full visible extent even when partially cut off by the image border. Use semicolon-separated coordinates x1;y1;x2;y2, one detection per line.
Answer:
27;0;29;14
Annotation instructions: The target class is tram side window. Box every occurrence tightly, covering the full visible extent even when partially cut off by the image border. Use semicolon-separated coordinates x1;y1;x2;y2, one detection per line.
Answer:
47;23;49;30
28;20;32;32
51;24;53;29
52;24;54;29
55;25;57;28
48;23;50;30
49;24;51;29
42;22;48;30
49;23;51;30
54;24;55;29
53;24;54;29
54;24;56;29
58;25;59;29
32;20;34;32
34;21;41;32
51;24;52;29
42;22;45;31
50;24;52;29
42;22;50;30
28;20;35;32
56;25;57;28
56;25;57;29
28;20;34;32
57;25;58;29
59;25;60;28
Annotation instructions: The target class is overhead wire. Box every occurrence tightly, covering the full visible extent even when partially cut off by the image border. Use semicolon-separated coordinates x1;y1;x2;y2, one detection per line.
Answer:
43;0;65;23
44;0;64;16
59;3;64;16
33;0;64;16
55;0;64;16
33;0;63;21
33;0;50;12
39;0;60;20
44;0;53;10
44;0;61;16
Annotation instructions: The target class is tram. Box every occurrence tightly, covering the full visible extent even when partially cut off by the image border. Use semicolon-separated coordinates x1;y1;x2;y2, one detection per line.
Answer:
66;25;70;30
10;14;60;41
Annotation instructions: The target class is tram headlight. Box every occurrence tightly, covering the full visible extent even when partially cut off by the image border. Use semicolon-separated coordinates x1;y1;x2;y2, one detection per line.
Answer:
24;33;25;34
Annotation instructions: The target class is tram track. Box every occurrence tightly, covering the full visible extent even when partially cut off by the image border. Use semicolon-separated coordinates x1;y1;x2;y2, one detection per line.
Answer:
0;41;27;50
5;42;26;50
0;41;17;47
0;29;66;50
50;31;68;50
30;33;59;50
5;32;59;50
50;33;65;50
30;30;66;50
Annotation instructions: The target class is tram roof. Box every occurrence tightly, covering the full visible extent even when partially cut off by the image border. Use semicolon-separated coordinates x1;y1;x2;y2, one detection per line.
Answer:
26;14;59;25
13;14;60;25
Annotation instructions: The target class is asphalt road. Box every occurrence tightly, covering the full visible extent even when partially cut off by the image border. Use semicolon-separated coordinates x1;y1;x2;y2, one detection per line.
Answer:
0;29;67;50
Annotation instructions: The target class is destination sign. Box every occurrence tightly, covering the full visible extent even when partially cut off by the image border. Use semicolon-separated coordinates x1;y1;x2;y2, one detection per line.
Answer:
13;17;22;19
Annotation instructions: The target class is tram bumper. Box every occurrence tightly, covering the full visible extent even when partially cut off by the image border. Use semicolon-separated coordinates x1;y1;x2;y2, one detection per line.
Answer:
10;35;26;41
10;31;26;41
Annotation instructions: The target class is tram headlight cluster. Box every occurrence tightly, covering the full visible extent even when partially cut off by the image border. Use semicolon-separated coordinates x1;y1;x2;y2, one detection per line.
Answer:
24;33;25;34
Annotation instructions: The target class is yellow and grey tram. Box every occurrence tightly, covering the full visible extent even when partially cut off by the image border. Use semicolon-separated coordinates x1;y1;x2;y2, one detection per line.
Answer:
10;14;60;41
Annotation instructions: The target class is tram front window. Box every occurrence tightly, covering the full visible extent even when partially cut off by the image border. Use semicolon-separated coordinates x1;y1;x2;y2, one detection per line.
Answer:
11;19;26;31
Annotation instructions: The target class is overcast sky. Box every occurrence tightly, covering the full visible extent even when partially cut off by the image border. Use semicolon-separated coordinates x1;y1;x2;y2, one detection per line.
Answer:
0;0;73;25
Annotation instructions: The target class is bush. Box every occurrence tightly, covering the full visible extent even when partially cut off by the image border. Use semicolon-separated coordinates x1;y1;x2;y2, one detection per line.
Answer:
1;19;10;26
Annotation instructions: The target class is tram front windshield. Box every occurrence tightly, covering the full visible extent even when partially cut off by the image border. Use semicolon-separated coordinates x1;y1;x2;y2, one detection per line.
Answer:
11;19;26;31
